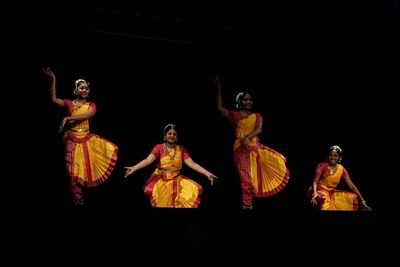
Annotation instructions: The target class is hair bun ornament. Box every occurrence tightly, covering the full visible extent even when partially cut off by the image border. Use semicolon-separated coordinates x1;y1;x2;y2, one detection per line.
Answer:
75;79;87;88
330;145;342;153
235;92;245;109
163;123;177;135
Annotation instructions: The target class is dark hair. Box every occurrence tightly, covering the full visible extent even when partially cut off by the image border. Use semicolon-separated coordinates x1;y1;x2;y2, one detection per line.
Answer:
235;91;251;110
75;79;89;88
163;123;177;136
327;145;343;162
329;145;342;156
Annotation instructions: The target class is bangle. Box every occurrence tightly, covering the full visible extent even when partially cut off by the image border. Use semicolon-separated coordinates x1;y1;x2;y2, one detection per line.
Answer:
203;170;208;176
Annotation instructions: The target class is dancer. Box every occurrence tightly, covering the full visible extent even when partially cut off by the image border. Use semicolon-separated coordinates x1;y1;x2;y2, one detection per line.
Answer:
124;123;217;208
43;67;118;205
307;145;372;211
213;76;289;210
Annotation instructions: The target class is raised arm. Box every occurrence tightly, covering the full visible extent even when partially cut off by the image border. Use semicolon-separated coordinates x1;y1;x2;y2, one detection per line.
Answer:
212;76;230;120
124;153;157;178
343;178;372;211
43;67;64;107
184;157;218;185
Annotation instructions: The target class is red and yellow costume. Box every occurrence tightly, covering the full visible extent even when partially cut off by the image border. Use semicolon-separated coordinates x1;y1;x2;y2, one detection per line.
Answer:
307;162;358;210
144;144;202;208
62;99;118;199
229;111;290;207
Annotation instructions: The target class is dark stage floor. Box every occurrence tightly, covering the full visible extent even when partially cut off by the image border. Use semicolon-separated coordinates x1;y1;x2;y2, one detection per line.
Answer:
8;205;399;266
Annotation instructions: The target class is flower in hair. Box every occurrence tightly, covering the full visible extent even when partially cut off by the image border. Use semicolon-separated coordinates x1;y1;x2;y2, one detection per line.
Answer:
235;92;245;109
75;79;88;88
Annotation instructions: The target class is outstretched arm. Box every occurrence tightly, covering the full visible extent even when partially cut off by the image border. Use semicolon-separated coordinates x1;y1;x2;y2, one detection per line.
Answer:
43;67;64;107
184;157;218;185
212;76;230;120
344;178;372;211
124;154;157;178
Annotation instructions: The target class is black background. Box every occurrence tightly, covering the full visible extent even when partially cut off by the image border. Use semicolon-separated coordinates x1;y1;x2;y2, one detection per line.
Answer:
9;1;399;265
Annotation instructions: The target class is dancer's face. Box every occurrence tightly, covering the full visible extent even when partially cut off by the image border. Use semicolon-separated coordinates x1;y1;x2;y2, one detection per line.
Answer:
165;129;178;144
241;94;253;110
74;82;90;98
328;150;340;165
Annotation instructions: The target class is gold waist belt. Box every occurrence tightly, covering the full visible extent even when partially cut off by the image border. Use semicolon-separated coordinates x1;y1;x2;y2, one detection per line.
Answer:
69;129;90;133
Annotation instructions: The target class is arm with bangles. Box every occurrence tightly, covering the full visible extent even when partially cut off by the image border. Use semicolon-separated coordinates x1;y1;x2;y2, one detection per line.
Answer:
184;157;218;185
213;76;230;120
124;154;157;178
344;178;372;211
43;67;64;107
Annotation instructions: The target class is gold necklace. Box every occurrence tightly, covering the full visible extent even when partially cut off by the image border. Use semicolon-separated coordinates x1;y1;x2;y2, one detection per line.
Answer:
165;143;177;161
73;99;86;109
328;164;337;175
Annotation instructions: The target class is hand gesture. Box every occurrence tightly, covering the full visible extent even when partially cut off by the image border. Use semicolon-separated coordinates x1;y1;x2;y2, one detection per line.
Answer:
43;67;55;80
211;75;219;83
124;166;136;178
310;193;319;206
211;76;221;87
240;136;250;147
361;201;373;212
58;117;67;133
205;171;218;186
